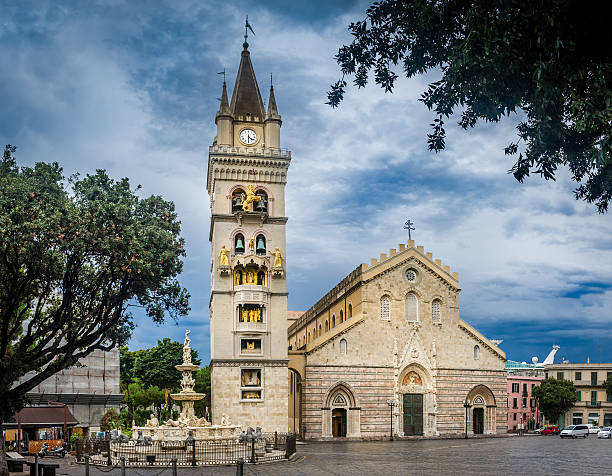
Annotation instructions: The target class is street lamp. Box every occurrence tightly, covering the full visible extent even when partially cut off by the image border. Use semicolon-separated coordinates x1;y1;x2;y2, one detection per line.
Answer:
386;399;397;441
463;398;471;439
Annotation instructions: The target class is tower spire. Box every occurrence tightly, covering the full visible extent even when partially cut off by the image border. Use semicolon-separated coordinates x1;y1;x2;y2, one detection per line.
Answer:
218;80;230;115
230;37;265;119
267;82;279;118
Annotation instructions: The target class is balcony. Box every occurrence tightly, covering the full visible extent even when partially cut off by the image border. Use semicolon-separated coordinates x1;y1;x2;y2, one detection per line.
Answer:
236;321;267;333
587;401;602;408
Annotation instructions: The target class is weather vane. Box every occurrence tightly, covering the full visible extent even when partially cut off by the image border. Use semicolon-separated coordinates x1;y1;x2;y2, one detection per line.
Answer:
404;220;415;241
217;68;226;83
244;15;255;47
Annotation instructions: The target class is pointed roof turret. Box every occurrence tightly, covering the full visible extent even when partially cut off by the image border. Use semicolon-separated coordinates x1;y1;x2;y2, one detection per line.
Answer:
217;81;230;116
266;84;280;119
230;45;265;119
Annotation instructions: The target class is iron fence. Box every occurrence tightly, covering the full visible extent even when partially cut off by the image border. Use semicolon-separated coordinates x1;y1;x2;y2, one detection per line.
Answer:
75;432;296;467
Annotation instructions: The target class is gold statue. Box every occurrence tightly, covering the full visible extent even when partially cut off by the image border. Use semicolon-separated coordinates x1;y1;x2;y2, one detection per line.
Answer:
246;341;255;350
218;245;230;266
254;308;261;322
271;247;282;268
242;308;249;322
234;269;243;285
241;185;261;212
248;237;255;250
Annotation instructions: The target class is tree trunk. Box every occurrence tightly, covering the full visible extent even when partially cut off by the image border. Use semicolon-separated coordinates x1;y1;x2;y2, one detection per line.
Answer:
0;419;9;476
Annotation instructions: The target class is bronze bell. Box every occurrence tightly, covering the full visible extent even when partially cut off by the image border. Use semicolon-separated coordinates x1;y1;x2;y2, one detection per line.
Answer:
256;237;266;253
236;236;245;251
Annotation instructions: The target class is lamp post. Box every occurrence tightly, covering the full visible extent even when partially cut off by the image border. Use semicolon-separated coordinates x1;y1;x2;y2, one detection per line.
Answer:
386;399;397;441
463;398;471;439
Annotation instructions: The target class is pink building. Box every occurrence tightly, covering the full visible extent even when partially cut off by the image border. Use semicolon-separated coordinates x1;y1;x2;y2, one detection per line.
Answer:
507;375;542;431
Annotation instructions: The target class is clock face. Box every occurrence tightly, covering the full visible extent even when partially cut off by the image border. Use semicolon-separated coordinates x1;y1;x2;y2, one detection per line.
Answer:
239;128;257;145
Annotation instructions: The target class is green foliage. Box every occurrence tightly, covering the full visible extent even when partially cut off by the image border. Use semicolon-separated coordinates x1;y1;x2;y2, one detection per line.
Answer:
0;145;190;424
132;338;200;391
194;366;211;417
328;0;612;212
532;378;577;424
100;409;121;431
604;375;612;398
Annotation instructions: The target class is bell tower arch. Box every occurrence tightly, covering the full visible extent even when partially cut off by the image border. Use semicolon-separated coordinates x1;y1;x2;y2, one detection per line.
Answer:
207;40;290;432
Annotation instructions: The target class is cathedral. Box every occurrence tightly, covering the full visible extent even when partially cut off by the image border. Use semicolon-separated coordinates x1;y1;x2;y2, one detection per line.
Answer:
207;40;507;438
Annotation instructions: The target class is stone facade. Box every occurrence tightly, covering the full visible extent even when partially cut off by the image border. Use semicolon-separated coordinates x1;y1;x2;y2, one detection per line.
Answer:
207;43;289;432
288;242;507;438
544;363;612;427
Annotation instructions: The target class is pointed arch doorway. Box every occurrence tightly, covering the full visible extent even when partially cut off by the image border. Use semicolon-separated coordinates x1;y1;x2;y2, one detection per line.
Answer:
332;408;347;437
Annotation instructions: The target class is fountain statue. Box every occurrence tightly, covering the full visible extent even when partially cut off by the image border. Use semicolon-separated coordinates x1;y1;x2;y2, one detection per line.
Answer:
130;330;240;441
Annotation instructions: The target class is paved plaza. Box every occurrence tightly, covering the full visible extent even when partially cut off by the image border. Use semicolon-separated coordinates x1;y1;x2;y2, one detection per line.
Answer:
15;436;612;475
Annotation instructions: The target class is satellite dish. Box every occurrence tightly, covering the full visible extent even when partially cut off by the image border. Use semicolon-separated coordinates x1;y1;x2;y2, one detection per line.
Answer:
532;357;538;364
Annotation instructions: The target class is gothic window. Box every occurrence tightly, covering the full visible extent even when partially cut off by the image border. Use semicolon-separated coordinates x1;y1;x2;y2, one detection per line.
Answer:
319;324;322;336
255;190;268;212
380;296;390;321
332;315;336;328
340;309;344;322
240;368;262;400
405;293;418;322
257;270;267;286
325;320;329;332
432;299;441;324
255;234;266;255
235;233;245;254
348;303;352;318
474;345;480;359
307;332;310;343
332;394;347;406
232;188;245;213
340;339;347;354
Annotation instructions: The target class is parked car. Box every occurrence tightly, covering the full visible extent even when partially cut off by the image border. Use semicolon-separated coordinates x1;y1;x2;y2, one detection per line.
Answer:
587;424;600;434
560;424;589;438
597;427;612;439
536;425;560;435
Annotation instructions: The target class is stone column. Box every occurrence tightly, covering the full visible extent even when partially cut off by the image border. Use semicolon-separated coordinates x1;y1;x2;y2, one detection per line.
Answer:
321;408;331;437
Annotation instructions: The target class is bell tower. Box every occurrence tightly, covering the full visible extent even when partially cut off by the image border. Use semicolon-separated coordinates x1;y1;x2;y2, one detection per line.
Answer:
206;40;289;432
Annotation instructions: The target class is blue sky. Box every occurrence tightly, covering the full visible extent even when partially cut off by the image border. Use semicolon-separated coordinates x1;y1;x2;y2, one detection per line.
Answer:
1;0;611;364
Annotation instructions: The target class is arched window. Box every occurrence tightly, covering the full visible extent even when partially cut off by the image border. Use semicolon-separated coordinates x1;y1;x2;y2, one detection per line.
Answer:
307;332;310;343
257;270;267;286
255;234;266;255
474;345;480;359
432;299;441;324
340;339;347;354
234;233;245;254
348;303;352;318
380;295;390;321
332;315;336;328
319;324;322;336
340;309;344;322
325;320;329;332
232;188;245;212
255;190;268;212
405;293;418;322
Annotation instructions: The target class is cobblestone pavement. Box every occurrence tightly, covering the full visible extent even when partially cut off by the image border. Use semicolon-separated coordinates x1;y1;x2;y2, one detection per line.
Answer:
17;436;612;475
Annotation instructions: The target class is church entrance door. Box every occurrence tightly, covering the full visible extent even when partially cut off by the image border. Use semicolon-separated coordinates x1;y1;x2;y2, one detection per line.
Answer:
402;393;423;436
332;409;347;437
473;407;484;434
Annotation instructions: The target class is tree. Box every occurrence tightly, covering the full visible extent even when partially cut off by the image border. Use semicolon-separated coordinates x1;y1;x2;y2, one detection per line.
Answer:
100;409;121;432
194;366;211;418
0;145;190;475
132;338;200;391
604;374;612;400
328;0;612;212
532;378;577;424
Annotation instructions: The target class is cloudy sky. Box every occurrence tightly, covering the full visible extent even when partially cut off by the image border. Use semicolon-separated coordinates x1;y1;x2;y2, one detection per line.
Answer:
2;0;611;364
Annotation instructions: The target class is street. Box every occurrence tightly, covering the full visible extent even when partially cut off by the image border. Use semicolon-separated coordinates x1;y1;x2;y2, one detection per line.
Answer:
20;435;612;475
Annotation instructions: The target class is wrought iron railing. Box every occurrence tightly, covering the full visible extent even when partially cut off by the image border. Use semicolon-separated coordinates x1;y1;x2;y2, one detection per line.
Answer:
75;432;296;467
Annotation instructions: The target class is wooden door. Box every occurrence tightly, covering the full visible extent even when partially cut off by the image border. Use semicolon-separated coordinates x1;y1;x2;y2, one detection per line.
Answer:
403;394;423;436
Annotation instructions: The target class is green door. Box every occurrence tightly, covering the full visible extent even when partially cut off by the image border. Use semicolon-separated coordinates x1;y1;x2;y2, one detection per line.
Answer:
403;393;423;436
